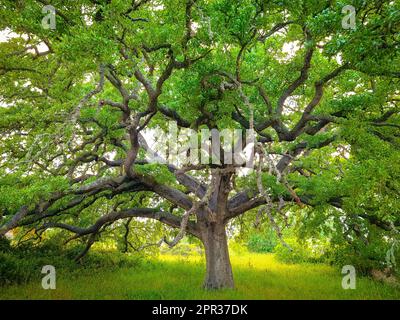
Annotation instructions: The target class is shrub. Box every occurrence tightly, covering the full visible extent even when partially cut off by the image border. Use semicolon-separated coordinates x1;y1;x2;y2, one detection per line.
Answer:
81;249;143;269
247;230;277;253
0;237;11;252
0;251;51;285
0;240;144;286
274;238;327;264
323;240;400;276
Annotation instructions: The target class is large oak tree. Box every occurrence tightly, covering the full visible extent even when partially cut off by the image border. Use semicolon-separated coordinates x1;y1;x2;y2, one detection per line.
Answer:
1;0;399;289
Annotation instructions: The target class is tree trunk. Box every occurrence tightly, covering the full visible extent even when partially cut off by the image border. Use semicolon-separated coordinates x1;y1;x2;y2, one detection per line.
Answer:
201;222;234;289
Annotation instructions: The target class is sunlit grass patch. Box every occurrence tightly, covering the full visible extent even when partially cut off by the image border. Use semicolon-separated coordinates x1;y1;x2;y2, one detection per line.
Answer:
0;252;399;300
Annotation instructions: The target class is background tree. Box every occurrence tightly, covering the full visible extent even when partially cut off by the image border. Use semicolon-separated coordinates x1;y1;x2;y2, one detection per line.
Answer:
0;0;399;289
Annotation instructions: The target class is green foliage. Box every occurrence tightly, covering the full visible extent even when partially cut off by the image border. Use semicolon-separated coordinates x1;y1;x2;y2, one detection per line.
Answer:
324;244;385;276
274;238;328;264
323;236;400;276
247;229;277;253
0;237;11;252
133;163;176;185
0;175;70;213
0;252;35;285
0;240;143;286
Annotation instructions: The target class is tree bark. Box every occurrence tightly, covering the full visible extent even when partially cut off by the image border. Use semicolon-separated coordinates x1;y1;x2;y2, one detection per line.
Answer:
200;221;234;289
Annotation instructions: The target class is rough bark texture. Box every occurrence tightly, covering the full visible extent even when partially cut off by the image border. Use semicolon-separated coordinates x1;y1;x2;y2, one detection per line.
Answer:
200;221;234;289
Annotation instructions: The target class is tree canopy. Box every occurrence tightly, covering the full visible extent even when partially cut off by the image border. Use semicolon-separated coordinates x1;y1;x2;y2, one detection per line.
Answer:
0;0;399;289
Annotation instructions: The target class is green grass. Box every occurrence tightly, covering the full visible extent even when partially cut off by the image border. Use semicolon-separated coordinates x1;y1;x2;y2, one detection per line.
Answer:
0;252;399;300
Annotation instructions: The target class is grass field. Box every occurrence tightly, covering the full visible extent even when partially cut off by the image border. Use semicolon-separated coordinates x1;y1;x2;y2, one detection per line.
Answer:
1;252;399;300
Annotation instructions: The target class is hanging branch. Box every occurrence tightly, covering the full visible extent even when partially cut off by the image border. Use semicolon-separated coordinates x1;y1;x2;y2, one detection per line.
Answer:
164;170;216;248
255;143;291;250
